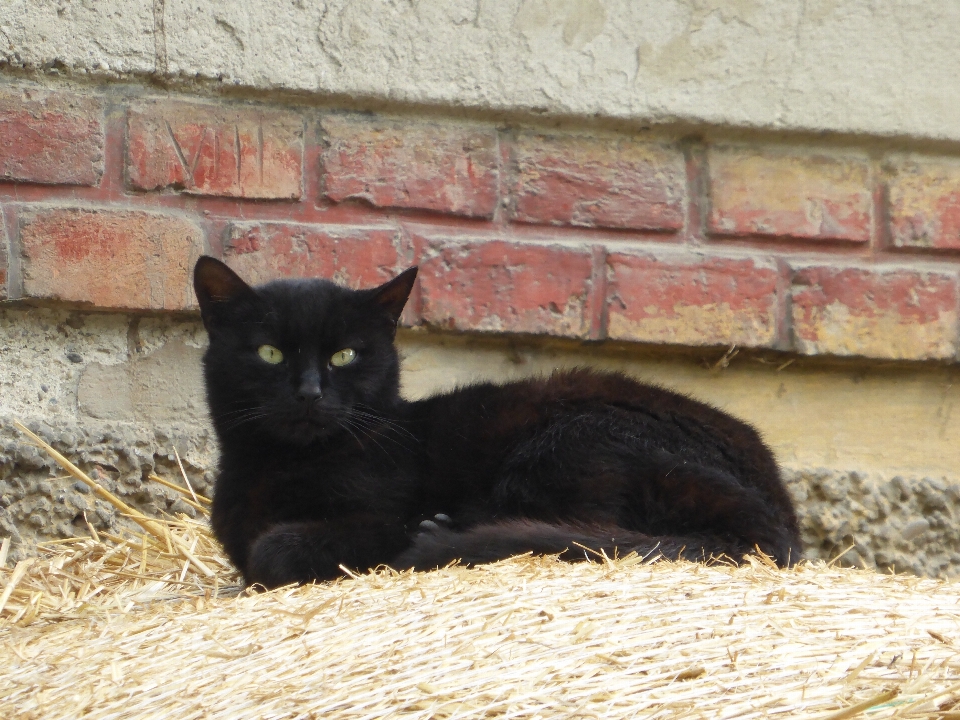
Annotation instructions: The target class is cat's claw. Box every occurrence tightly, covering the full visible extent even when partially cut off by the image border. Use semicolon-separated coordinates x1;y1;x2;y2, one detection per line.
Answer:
417;513;454;535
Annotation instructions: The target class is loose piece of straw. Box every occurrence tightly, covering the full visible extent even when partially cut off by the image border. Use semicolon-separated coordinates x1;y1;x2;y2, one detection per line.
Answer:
13;421;215;577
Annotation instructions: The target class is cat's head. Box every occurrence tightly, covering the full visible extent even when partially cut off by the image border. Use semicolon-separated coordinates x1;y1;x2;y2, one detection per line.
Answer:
194;256;417;446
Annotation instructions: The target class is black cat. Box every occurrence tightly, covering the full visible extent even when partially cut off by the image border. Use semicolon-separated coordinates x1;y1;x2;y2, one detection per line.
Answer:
194;256;801;588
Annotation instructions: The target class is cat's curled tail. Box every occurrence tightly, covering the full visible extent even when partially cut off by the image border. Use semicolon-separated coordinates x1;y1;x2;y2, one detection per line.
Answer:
393;518;793;571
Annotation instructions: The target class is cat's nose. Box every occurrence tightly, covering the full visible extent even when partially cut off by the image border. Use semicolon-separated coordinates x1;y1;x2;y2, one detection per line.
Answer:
297;369;323;402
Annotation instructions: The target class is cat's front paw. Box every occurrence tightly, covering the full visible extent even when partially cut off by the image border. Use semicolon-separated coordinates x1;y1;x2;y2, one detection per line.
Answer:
247;525;337;589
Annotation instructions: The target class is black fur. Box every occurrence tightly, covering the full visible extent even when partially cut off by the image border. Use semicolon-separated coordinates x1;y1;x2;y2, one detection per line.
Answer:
195;256;802;588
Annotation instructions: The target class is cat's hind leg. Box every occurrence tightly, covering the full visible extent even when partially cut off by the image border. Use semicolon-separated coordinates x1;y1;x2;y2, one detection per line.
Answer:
621;458;802;567
492;419;801;567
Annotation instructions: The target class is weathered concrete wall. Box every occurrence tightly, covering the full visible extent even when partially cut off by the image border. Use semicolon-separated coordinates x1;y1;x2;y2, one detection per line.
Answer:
0;307;217;555
4;1;960;142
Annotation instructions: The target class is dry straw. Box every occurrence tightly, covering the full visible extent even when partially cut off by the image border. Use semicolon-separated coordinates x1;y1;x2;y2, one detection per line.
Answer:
3;422;960;719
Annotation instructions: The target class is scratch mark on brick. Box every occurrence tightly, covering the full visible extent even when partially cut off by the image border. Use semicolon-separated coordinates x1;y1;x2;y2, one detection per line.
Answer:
235;124;242;185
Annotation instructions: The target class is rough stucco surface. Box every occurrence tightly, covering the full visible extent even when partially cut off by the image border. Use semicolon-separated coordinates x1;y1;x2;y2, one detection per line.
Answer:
3;1;960;141
2;307;960;577
0;308;217;562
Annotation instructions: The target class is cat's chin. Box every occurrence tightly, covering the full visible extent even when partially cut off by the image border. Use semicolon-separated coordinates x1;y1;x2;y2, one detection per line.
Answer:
255;417;337;446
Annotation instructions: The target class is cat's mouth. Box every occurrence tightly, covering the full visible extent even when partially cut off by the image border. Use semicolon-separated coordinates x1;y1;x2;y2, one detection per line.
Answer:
283;409;342;445
284;419;332;444
266;398;352;445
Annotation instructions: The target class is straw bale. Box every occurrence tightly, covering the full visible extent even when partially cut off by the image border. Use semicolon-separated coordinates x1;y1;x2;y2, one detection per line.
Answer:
4;422;960;719
5;553;960;719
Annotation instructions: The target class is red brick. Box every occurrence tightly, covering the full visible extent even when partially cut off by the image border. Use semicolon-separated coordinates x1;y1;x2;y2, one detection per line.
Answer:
223;223;409;290
708;147;872;242
321;116;499;218
790;265;959;360
606;253;781;347
416;237;595;337
20;208;204;311
0;88;103;186
127;101;303;199
886;157;960;250
508;134;686;231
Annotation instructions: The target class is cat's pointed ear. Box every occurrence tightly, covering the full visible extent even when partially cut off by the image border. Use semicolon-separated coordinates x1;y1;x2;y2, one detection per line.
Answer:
193;256;259;329
371;267;418;325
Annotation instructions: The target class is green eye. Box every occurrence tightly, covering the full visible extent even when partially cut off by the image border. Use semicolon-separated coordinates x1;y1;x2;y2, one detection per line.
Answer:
257;345;284;364
330;348;357;367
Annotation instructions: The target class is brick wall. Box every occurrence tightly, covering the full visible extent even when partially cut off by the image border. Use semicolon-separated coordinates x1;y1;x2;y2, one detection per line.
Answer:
4;82;960;363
